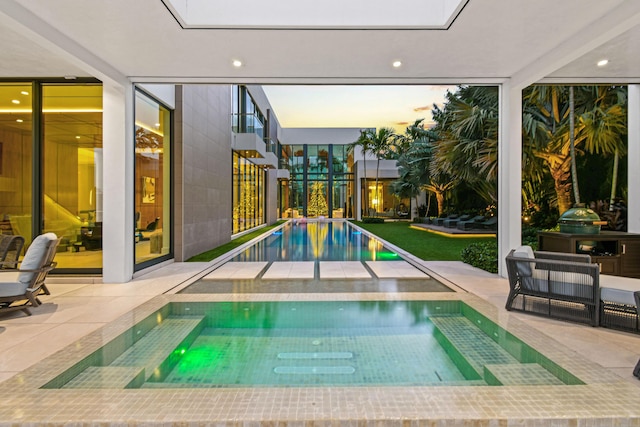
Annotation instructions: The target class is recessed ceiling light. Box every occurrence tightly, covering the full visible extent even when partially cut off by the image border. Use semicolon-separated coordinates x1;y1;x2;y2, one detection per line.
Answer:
232;59;243;67
392;60;402;68
16;119;23;123
597;59;609;67
11;99;19;104
75;136;81;139
20;91;29;96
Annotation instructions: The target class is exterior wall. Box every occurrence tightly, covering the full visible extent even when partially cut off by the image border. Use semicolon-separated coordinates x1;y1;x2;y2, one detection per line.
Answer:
175;85;233;261
266;169;278;224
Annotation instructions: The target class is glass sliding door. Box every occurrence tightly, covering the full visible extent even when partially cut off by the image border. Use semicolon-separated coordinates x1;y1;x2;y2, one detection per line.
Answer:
0;83;33;246
134;89;172;267
42;84;103;270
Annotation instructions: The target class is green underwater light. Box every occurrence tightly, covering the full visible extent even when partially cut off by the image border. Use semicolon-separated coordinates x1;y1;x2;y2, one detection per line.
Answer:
377;252;399;260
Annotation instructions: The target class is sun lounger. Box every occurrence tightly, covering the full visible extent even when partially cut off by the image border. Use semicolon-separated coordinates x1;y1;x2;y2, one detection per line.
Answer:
0;233;60;316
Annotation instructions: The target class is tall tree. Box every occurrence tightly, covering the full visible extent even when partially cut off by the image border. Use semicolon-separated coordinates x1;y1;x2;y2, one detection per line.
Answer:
430;86;499;206
349;129;373;216
354;127;396;215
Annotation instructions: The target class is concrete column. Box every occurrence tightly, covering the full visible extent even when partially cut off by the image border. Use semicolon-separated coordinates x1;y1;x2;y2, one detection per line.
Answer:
628;85;640;233
497;82;523;277
102;81;135;283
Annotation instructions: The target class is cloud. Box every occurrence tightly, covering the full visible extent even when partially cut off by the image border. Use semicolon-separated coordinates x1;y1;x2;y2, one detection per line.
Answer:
413;105;432;112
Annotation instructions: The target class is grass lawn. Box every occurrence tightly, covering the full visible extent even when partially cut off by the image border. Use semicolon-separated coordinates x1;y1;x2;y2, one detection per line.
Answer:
352;221;494;261
186;220;287;262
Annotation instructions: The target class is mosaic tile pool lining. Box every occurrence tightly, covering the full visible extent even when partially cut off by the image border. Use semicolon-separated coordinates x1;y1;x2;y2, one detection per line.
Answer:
3;293;640;426
45;300;583;389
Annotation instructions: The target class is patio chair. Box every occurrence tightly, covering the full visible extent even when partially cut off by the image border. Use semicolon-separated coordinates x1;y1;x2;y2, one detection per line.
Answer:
479;216;498;230
456;215;486;231
505;245;600;326
434;214;458;226
0;235;25;269
444;214;471;228
0;233;60;317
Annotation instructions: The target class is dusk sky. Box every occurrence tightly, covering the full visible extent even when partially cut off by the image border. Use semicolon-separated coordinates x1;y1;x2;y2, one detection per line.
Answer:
262;85;457;133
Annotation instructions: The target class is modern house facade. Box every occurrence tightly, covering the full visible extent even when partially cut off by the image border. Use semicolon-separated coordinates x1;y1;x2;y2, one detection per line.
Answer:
0;0;639;283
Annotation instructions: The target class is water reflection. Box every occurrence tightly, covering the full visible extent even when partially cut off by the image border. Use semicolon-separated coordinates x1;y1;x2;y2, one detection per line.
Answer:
231;221;397;262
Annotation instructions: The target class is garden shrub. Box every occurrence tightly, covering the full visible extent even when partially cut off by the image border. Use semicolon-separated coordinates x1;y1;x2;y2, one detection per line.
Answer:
460;241;498;274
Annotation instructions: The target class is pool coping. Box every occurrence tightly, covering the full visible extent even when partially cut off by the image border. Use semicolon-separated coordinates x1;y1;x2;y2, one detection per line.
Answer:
3;291;640;425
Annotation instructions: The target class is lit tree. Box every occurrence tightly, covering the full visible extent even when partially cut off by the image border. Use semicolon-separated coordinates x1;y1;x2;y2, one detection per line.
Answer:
307;182;328;217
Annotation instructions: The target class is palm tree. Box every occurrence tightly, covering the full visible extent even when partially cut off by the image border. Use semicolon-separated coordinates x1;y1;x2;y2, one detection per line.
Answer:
391;120;435;216
348;129;373;216
369;127;396;215
523;85;627;215
353;127;396;216
430;86;499;206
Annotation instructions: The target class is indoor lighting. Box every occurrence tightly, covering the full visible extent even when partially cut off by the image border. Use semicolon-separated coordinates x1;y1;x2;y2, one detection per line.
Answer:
597;59;609;67
20;91;29;96
11;99;19;104
75;136;81;139
16;119;23;123
392;60;402;68
232;59;243;67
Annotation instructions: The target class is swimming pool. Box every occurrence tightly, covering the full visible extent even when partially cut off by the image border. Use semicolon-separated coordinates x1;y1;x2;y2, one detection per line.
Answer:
181;220;455;293
43;300;582;389
231;220;399;262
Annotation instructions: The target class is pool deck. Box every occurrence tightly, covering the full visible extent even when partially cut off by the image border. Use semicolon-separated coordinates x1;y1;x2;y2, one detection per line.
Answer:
1;254;640;424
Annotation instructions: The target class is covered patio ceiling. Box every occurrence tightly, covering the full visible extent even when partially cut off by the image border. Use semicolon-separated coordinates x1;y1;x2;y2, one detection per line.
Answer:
0;0;639;86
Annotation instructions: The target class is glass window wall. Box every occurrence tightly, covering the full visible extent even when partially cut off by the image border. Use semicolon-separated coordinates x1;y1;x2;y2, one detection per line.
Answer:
0;83;33;248
134;89;172;267
42;84;103;269
233;151;266;233
279;144;355;219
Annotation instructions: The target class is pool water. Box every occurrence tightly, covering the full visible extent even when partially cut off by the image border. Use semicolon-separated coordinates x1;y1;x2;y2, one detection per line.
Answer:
231;221;399;262
44;301;583;389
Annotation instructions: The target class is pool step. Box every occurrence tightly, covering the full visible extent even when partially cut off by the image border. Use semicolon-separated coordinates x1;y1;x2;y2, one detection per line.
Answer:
63;316;205;388
431;316;563;385
484;363;564;386
62;366;146;389
431;316;517;378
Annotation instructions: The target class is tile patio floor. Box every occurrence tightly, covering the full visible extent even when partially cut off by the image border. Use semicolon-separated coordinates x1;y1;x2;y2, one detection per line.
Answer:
0;252;639;425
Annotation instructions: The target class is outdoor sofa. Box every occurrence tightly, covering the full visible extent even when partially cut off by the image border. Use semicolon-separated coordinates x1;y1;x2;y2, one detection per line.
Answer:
505;246;600;326
599;274;640;333
506;245;640;334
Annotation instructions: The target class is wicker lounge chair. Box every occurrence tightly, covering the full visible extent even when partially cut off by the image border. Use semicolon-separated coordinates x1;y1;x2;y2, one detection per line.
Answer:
0;233;60;317
505;246;600;326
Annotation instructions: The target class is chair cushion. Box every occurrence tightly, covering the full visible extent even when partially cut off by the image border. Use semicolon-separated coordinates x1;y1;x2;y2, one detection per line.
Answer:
0;271;28;296
512;245;535;276
18;233;57;285
600;275;640;306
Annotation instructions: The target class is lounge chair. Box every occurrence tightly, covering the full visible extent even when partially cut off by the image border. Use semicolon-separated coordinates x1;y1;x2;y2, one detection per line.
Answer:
0;235;25;269
505;246;600;326
479;216;498;230
457;215;486;230
444;214;471;228
434;214;458;226
0;233;60;317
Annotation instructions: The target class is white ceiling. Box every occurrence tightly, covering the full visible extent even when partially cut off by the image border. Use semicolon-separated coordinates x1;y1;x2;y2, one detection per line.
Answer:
0;0;639;86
